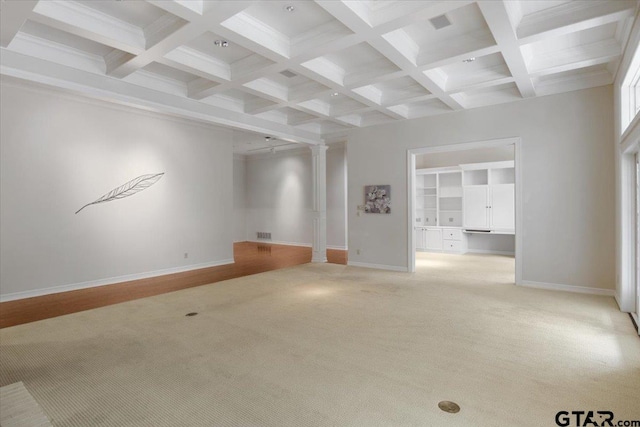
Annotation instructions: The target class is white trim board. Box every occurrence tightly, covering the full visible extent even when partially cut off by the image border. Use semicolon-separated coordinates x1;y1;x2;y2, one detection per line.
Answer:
246;240;347;250
0;259;234;302
348;261;408;272
519;280;615;297
247;239;311;248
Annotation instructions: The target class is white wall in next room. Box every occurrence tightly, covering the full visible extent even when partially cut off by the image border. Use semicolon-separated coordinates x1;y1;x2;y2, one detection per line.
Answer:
243;142;347;249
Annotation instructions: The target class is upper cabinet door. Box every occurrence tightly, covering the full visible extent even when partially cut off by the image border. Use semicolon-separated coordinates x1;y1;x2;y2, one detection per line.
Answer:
491;184;515;231
463;186;489;229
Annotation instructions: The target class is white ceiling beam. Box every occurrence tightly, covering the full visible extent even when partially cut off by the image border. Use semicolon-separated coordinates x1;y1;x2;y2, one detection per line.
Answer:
517;0;636;45
185;34;364;100
316;0;464;111
292;64;404;121
1;0;37;48
0;48;323;145
478;1;536;98
107;2;254;78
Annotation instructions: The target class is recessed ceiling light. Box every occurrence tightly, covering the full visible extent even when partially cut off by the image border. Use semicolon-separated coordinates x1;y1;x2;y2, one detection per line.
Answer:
462;57;476;63
284;5;295;12
214;40;229;48
331;92;339;97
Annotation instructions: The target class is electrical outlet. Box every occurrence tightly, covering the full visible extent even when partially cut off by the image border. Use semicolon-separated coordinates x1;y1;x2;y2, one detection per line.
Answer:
184;252;188;259
449;217;453;222
356;249;360;255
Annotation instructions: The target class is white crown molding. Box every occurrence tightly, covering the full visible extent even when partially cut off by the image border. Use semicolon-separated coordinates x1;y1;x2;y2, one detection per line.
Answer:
10;32;106;74
144;14;186;49
221;11;290;59
243;77;288;102
382;29;419;65
164;45;231;81
301;57;346;86
33;0;145;51
0;49;323;145
334;114;363;127
517;0;635;43
124;69;188;97
0;75;235;135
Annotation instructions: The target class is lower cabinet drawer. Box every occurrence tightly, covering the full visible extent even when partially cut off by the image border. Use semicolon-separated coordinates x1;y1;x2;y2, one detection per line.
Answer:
443;239;462;252
442;228;462;241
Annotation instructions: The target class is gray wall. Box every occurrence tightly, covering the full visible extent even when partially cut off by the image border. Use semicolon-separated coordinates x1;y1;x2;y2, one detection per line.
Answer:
0;80;235;299
347;86;615;291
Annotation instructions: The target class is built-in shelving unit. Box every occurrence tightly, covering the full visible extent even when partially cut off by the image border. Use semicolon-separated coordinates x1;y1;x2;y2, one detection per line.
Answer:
415;166;466;253
415;172;438;226
415;161;515;254
438;171;463;227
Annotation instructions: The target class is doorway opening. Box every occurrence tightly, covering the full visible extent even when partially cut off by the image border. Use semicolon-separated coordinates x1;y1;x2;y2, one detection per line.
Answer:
407;137;522;284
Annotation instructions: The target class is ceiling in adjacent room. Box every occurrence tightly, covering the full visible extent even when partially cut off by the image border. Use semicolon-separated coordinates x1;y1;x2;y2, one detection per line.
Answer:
1;0;637;149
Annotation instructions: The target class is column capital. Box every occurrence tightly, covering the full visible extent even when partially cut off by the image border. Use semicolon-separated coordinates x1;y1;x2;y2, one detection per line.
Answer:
310;144;329;155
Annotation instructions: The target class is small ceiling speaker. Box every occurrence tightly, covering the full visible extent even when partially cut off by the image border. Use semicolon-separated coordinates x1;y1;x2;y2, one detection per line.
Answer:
429;14;451;30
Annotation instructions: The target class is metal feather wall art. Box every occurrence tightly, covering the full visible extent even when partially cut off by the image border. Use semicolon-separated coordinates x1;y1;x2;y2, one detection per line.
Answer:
75;173;165;214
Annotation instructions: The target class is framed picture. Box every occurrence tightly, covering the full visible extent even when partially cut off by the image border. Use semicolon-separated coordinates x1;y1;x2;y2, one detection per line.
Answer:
364;185;391;213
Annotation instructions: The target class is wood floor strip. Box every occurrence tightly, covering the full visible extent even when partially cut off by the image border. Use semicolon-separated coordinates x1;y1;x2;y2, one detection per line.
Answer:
0;242;347;328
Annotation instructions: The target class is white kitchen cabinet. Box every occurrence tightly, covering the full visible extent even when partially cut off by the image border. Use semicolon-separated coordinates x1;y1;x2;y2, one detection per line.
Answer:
415;227;467;253
424;228;443;250
462;162;515;234
442;227;467;253
463;186;489;229
490;185;515;231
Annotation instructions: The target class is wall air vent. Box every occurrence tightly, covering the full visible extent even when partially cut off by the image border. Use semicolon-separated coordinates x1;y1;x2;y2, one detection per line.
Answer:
257;232;272;240
429;14;451;30
280;70;297;78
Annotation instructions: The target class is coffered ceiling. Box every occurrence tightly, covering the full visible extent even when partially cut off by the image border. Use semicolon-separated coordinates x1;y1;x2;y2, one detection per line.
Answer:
1;0;637;153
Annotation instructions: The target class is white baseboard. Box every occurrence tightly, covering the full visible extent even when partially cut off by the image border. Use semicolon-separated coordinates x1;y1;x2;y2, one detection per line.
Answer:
327;245;348;250
348;261;408;272
466;249;515;256
0;259;235;302
519;280;615;296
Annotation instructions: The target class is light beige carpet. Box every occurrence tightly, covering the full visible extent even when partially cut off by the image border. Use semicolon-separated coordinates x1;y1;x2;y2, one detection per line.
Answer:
0;382;52;426
1;253;639;426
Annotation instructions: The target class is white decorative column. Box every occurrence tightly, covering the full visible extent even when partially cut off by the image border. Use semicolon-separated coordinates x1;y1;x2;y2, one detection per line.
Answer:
310;145;328;263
